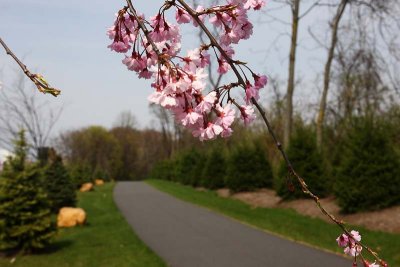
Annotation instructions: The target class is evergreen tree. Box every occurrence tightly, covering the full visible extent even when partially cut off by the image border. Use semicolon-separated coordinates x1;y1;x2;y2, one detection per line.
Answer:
93;168;111;182
275;127;327;200
43;154;77;213
201;147;227;189
0;131;56;252
225;144;273;192
175;148;204;186
150;159;175;181
334;118;400;213
68;164;93;188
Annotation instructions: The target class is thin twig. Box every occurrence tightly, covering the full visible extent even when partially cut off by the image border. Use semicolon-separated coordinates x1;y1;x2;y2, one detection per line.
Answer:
0;37;60;97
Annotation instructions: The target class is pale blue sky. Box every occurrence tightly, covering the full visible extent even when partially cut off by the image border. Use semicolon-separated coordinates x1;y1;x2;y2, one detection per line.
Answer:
0;0;330;135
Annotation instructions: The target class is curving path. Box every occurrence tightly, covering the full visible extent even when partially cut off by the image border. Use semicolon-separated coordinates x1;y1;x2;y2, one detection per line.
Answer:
114;181;351;267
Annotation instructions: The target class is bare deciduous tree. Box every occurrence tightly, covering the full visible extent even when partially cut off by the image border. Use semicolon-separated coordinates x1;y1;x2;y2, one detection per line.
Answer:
113;110;138;129
315;0;399;148
315;0;349;150
264;0;321;149
0;72;62;157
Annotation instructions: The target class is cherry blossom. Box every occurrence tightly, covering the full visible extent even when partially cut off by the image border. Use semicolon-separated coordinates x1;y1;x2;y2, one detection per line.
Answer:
363;260;380;267
253;73;268;89
335;230;386;266
107;1;387;265
240;105;256;126
244;0;266;10
336;233;349;247
344;244;362;257
107;1;267;140
176;8;191;24
195;92;217;113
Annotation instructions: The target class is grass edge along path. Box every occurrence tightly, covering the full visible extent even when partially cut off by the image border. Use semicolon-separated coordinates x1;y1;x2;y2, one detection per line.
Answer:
147;179;400;266
0;182;167;267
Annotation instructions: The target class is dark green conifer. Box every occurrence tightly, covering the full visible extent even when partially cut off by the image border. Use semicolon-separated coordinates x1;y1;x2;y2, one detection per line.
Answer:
275;127;326;200
43;152;77;213
201;147;227;189
225;144;273;192
0;131;56;252
334;118;400;213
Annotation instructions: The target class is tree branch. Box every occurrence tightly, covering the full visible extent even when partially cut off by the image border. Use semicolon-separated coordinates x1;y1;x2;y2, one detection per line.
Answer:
173;0;385;264
0;37;61;97
123;1;386;264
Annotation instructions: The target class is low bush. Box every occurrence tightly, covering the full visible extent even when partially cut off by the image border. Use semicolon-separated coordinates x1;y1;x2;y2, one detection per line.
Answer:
275;127;326;200
68;164;93;188
225;144;273;192
201;147;227;189
174;148;205;186
334;118;400;213
150;159;176;181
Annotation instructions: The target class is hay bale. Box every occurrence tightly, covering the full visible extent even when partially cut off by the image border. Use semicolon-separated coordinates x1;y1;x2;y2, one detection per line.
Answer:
80;182;94;192
57;207;86;228
95;179;104;186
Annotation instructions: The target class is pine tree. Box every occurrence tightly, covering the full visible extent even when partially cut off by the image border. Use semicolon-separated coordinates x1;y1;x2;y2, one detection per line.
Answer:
225;144;273;192
43;154;77;213
150;159;175;181
68;164;93;188
275;127;326;200
0;131;56;252
201;147;227;189
175;148;204;186
334;118;400;213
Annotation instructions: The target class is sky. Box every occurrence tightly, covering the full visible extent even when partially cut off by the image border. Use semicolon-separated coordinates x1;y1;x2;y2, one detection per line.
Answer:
0;0;332;137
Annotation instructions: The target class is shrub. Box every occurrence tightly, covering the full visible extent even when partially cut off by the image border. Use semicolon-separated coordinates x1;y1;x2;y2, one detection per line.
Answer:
225;144;273;192
150;159;176;181
201;147;227;189
0;131;56;252
275;127;326;200
68;164;93;188
93;168;111;182
334;118;400;213
174;148;204;186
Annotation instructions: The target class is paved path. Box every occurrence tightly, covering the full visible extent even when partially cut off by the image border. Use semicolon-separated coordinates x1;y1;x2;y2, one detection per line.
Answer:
114;181;351;267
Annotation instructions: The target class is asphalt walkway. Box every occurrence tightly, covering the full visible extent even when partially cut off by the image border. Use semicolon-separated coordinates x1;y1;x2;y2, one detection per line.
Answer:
114;181;351;267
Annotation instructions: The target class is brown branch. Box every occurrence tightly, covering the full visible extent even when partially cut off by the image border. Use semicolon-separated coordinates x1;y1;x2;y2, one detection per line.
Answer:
173;0;385;264
125;0;163;58
124;0;385;264
0;37;61;97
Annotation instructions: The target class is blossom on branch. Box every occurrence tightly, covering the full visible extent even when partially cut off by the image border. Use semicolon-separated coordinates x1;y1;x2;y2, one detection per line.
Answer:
108;0;388;265
107;0;267;141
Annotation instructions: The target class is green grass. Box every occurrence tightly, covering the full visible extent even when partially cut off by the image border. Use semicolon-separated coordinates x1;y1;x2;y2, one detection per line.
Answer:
148;179;400;266
0;183;167;267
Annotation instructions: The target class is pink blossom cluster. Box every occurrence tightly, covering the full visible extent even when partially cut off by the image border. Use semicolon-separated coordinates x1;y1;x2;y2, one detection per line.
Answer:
107;1;267;141
336;231;384;267
336;230;363;257
177;0;265;75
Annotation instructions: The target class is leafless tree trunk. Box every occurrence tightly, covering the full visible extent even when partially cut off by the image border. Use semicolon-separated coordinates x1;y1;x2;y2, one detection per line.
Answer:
316;0;348;150
283;0;300;149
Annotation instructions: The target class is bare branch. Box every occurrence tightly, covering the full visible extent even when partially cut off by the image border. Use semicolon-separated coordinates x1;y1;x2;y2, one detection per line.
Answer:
0;37;61;97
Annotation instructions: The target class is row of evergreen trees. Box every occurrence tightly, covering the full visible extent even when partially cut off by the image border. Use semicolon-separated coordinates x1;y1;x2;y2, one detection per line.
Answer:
152;143;275;192
150;119;400;213
0;131;77;253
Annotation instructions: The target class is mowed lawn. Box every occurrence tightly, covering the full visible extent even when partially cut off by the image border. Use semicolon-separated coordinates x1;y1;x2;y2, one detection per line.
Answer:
0;183;166;267
148;179;400;266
